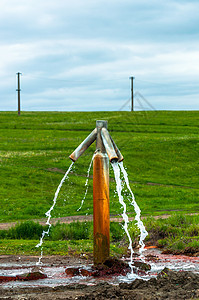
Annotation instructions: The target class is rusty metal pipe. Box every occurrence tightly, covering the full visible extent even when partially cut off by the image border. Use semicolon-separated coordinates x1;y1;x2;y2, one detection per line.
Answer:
109;135;124;162
96;120;107;130
96;120;107;153
93;151;110;265
101;127;118;162
69;128;97;162
68;120;124;266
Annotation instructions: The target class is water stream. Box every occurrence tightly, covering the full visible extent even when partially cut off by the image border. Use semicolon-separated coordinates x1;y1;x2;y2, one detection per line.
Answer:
119;161;148;256
35;162;74;265
112;162;134;266
112;161;148;265
77;155;94;212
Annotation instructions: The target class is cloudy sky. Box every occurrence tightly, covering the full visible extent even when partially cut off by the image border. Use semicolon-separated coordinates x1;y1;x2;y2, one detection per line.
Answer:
0;0;199;111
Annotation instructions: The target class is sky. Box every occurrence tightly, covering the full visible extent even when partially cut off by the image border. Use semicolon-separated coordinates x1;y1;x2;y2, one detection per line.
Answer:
0;0;199;111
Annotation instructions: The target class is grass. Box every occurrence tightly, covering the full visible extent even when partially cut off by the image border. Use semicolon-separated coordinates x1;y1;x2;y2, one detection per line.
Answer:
0;238;125;257
0;111;198;257
0;220;125;256
0;215;198;256
0;240;69;256
0;111;198;222
145;214;199;253
0;221;46;240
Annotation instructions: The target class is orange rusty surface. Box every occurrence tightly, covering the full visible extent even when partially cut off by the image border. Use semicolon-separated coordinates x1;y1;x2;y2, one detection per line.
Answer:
93;152;110;265
144;246;158;249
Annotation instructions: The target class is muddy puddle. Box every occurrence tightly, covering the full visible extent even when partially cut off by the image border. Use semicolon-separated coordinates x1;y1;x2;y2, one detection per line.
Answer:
0;248;198;288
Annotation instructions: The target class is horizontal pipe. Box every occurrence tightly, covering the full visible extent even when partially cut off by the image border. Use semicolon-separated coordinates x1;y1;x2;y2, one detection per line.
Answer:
110;135;124;162
96;120;108;153
101;127;118;162
69;128;97;162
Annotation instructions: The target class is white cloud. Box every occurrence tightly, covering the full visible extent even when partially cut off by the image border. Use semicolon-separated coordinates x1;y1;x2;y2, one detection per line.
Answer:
0;0;199;111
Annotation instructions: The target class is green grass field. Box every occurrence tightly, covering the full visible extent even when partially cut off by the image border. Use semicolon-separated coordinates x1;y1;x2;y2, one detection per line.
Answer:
0;111;198;222
0;215;198;256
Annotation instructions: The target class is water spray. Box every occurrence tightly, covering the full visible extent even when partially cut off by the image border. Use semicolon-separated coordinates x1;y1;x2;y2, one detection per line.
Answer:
69;120;146;266
36;162;74;265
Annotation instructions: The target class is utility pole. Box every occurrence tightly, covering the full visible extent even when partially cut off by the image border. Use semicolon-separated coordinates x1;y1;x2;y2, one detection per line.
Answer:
16;72;22;116
130;76;135;111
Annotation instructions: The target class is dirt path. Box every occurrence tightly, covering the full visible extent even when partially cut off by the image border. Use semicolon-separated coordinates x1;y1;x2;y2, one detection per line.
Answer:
0;213;198;230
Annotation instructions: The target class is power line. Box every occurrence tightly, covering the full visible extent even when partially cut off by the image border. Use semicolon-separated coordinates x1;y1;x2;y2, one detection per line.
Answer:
23;73;128;84
119;90;157;112
119;99;130;111
134;91;156;111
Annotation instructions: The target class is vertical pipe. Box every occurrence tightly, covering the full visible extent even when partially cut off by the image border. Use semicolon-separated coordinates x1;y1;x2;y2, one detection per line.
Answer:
93;120;110;265
93;151;110;265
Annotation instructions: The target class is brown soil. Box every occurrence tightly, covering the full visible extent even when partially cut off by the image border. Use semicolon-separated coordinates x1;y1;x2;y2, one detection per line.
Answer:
0;255;199;299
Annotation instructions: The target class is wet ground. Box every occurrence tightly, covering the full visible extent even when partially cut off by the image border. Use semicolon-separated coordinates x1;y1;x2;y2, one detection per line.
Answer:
0;249;199;299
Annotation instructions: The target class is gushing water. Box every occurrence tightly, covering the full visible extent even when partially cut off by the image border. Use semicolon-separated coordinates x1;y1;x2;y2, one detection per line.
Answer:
77;155;94;211
119;161;148;255
112;161;148;265
36;162;74;265
112;162;134;265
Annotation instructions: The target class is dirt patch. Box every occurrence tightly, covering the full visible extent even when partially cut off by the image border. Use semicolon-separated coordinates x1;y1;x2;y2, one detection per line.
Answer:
0;268;199;299
0;213;198;230
0;256;199;299
162;248;199;257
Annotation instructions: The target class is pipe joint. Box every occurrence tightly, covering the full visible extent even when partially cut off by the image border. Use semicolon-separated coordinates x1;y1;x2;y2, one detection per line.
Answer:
69;120;124;163
101;127;118;162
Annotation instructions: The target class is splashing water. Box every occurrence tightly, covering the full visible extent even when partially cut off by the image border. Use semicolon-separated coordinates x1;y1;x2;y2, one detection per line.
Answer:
112;162;134;266
77;155;94;211
119;161;148;256
36;162;74;265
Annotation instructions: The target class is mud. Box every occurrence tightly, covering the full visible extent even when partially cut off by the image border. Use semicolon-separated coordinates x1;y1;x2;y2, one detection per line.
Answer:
0;268;199;299
65;257;133;277
0;255;199;299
